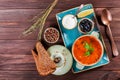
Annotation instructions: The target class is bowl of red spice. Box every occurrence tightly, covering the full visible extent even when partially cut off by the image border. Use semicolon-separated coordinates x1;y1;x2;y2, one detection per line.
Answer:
44;27;59;43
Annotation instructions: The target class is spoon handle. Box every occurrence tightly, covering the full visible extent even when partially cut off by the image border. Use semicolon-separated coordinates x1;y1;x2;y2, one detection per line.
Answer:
107;24;119;56
76;4;84;15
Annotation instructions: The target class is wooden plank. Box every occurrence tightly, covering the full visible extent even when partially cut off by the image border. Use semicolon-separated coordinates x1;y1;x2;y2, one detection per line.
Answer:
0;0;119;9
0;40;36;71
0;8;119;22
0;70;110;80
0;9;63;22
0;40;63;55
0;21;59;40
0;40;35;54
0;55;36;71
0;9;44;22
0;70;120;80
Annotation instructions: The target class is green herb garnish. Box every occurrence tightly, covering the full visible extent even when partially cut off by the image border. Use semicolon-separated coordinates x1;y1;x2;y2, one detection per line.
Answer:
85;51;91;56
84;42;90;50
84;42;94;56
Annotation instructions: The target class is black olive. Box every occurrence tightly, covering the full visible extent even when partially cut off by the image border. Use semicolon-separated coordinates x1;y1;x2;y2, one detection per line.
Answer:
79;19;93;33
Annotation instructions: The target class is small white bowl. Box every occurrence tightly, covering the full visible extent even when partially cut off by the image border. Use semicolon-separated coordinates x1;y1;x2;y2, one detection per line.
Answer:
44;27;59;44
62;14;77;29
47;45;73;75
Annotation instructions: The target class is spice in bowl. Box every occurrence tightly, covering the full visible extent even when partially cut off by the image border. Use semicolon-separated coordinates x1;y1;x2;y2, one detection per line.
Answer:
78;18;94;34
44;27;59;43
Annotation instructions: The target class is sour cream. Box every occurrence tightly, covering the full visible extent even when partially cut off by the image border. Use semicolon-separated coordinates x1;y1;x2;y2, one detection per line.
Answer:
62;14;77;29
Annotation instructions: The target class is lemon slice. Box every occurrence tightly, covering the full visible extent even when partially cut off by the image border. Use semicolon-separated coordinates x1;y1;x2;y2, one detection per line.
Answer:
77;9;94;18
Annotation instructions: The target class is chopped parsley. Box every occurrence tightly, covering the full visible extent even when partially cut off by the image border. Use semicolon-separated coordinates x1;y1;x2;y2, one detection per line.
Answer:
84;42;94;56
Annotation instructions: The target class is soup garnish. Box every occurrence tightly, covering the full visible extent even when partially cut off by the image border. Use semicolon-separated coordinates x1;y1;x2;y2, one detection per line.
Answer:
84;41;94;56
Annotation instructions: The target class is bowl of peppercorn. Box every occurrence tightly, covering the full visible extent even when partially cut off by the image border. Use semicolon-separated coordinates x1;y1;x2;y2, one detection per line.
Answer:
44;27;60;44
78;18;94;34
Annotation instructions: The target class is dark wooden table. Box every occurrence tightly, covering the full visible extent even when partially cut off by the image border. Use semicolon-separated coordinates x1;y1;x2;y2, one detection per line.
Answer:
0;0;120;80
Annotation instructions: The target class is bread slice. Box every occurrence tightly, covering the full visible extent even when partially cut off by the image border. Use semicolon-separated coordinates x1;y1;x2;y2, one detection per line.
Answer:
32;42;56;76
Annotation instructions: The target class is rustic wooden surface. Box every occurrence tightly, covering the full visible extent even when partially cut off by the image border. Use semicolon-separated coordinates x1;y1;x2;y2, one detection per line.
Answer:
0;0;120;80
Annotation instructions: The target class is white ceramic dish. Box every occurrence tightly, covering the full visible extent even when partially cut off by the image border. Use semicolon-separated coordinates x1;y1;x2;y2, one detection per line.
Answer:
47;45;73;75
62;14;77;29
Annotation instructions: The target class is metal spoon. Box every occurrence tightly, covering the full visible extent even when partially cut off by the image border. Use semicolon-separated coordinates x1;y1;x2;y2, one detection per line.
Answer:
101;9;119;56
76;4;84;15
73;4;84;18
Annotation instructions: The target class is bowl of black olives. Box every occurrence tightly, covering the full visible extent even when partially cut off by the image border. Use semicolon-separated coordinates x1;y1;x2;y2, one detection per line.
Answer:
78;18;94;34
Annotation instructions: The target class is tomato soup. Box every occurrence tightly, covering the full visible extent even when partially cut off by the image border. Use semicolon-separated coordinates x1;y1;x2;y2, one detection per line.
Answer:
72;35;103;66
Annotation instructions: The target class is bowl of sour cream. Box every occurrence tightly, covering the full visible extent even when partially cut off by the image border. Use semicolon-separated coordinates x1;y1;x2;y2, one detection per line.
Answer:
62;14;77;29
